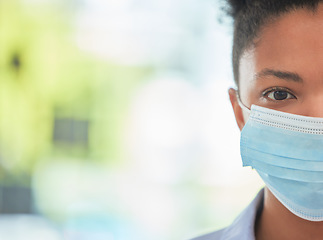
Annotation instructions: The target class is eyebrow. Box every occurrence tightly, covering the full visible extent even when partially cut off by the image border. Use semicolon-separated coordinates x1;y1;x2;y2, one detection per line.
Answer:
255;69;303;83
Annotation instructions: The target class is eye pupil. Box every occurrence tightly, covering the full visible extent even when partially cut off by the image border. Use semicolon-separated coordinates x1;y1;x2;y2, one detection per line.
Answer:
273;91;288;100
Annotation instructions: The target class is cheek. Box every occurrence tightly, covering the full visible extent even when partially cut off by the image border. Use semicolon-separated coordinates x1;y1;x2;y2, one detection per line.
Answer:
242;110;250;126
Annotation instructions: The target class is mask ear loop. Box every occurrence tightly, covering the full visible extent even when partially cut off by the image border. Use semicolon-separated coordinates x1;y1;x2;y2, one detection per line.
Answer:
235;90;251;113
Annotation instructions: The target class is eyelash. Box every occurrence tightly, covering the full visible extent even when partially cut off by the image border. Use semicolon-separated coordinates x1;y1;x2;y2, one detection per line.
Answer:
262;87;297;101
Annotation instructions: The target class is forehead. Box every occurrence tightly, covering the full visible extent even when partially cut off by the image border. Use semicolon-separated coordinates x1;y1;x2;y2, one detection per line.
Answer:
239;4;323;94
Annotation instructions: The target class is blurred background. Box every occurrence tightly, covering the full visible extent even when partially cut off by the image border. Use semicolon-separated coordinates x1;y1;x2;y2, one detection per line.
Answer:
0;0;263;239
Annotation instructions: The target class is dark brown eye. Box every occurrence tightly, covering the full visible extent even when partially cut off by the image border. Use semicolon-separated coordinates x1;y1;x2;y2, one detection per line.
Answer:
274;91;287;100
267;90;294;101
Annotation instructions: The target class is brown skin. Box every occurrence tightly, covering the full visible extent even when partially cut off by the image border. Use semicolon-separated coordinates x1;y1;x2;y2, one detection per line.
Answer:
229;4;323;240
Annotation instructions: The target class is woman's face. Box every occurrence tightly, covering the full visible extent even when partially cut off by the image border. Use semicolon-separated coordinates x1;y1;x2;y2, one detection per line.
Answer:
230;4;323;130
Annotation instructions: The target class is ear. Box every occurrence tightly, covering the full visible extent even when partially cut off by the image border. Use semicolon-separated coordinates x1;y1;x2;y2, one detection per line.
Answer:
228;88;246;131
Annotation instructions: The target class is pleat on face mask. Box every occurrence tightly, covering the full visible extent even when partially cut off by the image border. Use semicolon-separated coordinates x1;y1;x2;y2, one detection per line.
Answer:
240;105;323;221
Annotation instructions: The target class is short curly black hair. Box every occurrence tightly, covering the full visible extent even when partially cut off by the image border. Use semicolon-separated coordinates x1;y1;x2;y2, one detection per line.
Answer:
226;0;322;88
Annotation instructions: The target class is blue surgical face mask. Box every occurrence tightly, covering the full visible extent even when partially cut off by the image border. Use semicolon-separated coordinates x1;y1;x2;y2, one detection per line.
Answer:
240;104;323;221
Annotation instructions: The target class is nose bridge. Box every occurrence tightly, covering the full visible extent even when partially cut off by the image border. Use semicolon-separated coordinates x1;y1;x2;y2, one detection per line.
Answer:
304;95;323;118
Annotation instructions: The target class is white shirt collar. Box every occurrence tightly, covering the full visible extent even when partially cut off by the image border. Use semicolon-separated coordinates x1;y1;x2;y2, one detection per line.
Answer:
221;188;264;240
